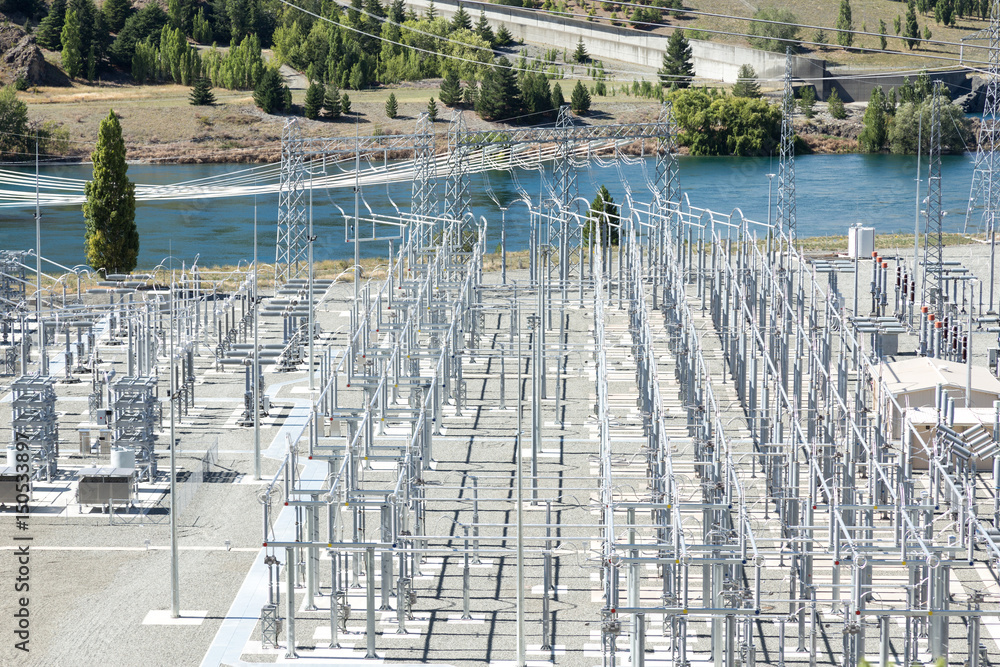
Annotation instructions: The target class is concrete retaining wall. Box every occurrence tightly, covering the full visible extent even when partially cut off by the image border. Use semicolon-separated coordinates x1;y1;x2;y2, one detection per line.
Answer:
402;0;824;85
399;0;969;103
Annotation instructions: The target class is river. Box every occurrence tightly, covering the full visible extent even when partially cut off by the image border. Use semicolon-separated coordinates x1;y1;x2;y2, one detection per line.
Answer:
0;153;982;269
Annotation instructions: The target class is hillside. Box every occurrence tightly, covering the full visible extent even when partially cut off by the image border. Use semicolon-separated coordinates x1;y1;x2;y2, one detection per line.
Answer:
0;0;980;163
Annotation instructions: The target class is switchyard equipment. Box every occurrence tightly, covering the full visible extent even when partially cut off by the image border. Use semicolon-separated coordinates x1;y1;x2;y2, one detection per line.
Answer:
237;83;1000;665
110;376;159;481
10;374;58;480
6;55;1000;667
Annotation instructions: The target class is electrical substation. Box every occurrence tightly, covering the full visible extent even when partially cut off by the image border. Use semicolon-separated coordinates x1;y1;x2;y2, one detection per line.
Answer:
7;50;1000;667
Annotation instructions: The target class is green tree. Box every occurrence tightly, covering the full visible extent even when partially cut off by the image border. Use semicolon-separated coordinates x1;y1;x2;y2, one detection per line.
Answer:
475;10;495;46
894;14;901;35
304;80;324;119
748;7;800;52
0;86;30;160
476;56;520;121
798;84;815;118
103;0;132;33
812;28;827;49
732;64;761;98
915;70;932;100
583;185;619;247
192;8;213;43
570;79;591;113
495;24;513;47
879;19;887;50
905;0;920;49
324;84;342;118
573;36;589;63
36;0;66;50
658;30;694;88
450;4;472;31
84;110;138;276
189;76;215;105
427;96;438;120
923;24;932;42
341;92;351;114
827;88;846;119
551;81;564;108
385;92;398;118
836;0;853;47
888;96;971;153
61;9;84;78
520;70;552;116
858;87;888;152
253;66;285;114
439;68;463;106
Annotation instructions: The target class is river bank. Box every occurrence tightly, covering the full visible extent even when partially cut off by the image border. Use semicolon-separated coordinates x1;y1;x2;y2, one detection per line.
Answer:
15;78;881;165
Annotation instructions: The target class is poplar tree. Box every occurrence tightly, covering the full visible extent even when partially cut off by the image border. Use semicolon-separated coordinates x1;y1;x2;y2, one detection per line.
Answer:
84;110;138;276
836;0;853;47
905;0;920;49
61;9;84;78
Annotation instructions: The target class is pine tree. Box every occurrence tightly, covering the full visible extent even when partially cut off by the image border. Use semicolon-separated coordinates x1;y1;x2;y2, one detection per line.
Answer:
583;185;619;247
439;68;462;106
305;81;324;119
732;64;761;98
475;10;495;46
61;9;84;78
827;88;846;119
36;0;66;50
551;81;564;108
495;24;513;47
520;70;552;116
573;37;589;63
836;0;853;47
570;79;591;113
476;56;520;121
388;0;405;23
427;96;438;120
450;4;472;31
341;92;352;114
324;84;342;118
658;30;694;88
905;0;920;49
879;19;887;50
254;67;285;114
103;0;132;33
385;92;398;118
84;110;138;276
812;28;827;49
189;76;215;105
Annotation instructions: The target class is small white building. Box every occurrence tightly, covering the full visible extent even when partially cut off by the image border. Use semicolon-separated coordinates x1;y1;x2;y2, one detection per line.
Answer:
876;357;1000;470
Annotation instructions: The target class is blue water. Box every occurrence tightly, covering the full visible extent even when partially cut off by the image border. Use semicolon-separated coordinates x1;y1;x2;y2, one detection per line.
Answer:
0;153;979;269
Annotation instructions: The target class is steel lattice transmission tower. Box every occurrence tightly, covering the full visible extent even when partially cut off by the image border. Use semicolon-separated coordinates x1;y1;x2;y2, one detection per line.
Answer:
923;81;945;310
965;0;1000;311
411;112;437;248
555;105;579;283
445;110;470;225
776;48;797;241
276;118;308;284
653;101;680;232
